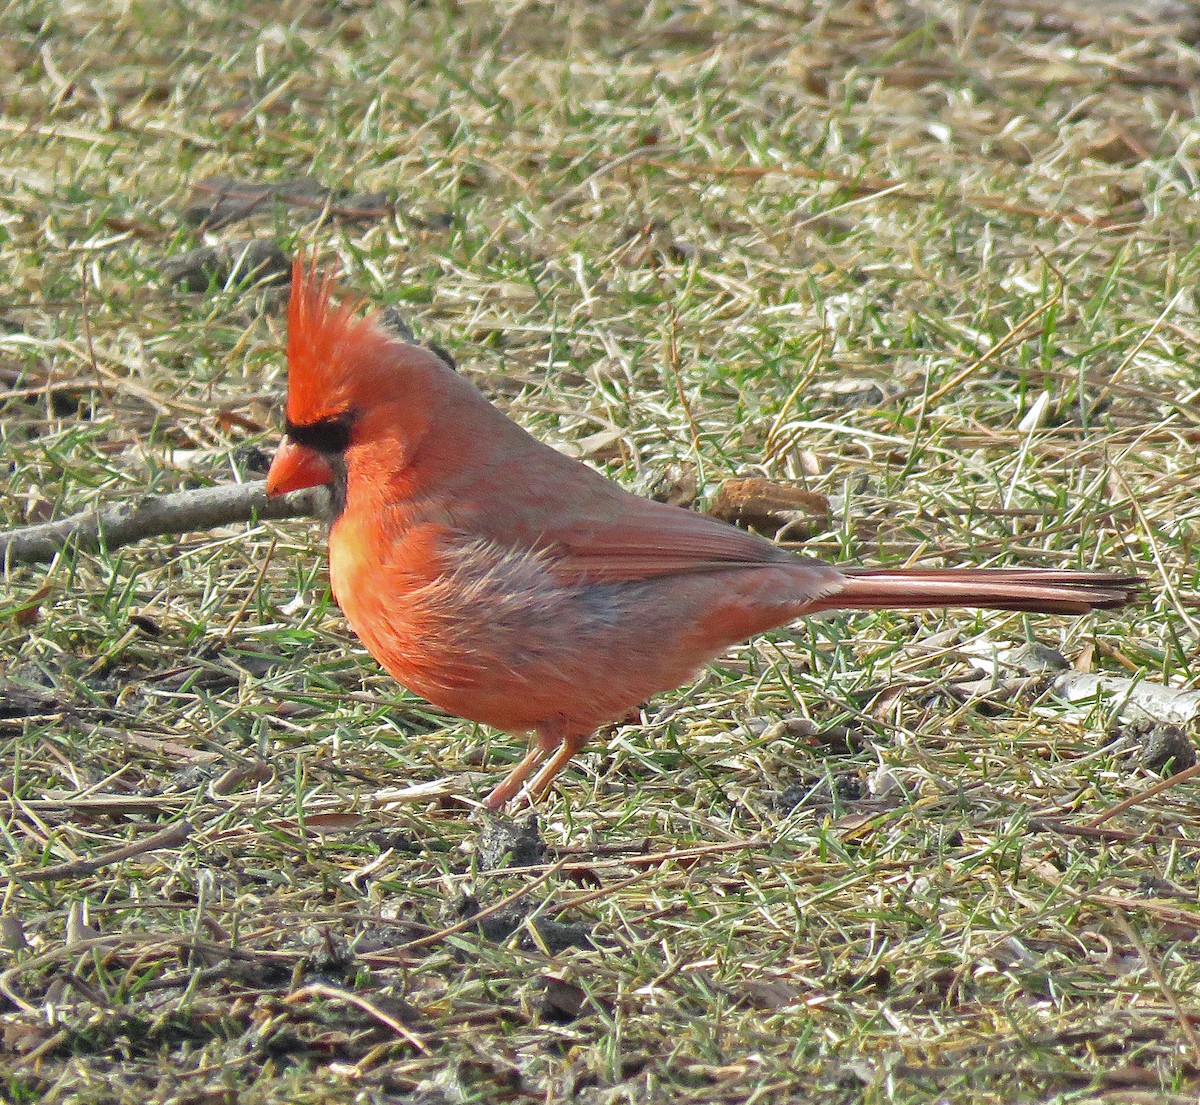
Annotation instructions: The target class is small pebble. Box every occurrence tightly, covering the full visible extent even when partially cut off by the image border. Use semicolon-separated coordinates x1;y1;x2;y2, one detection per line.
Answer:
1138;724;1197;774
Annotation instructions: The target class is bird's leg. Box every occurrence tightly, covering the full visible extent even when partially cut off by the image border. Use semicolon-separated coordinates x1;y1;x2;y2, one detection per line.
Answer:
481;741;551;810
481;718;572;810
527;730;591;801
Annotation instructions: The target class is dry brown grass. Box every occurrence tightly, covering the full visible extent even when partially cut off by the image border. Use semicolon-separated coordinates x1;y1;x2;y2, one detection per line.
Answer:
4;1;1200;1101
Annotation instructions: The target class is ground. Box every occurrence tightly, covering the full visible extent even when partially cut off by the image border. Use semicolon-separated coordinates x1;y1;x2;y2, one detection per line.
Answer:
3;1;1200;1102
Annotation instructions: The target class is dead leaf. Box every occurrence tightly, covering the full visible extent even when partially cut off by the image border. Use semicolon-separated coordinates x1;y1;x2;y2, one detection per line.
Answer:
1;915;28;952
12;584;51;628
707;478;831;537
2;1019;56;1055
540;974;588;1022
217;408;267;435
127;613;163;636
1085;127;1150;165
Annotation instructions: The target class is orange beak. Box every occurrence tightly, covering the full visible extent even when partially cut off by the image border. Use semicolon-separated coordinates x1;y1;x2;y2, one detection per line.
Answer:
266;437;336;496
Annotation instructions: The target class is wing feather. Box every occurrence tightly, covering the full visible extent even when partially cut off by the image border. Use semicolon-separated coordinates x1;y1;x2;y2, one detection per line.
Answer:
539;500;794;583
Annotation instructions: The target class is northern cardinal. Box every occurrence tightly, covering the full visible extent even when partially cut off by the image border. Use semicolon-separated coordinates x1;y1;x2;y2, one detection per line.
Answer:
267;263;1139;809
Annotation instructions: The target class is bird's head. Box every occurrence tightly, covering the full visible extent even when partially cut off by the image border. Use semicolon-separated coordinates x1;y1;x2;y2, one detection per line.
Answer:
266;261;442;504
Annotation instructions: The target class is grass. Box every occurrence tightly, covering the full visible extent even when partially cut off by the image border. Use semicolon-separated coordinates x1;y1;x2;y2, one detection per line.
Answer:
3;0;1200;1101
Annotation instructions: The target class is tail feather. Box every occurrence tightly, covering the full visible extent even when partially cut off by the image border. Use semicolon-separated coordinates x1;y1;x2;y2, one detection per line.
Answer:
815;568;1141;616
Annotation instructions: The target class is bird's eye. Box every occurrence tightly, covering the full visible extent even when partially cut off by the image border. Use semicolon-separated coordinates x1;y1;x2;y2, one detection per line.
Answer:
285;412;354;453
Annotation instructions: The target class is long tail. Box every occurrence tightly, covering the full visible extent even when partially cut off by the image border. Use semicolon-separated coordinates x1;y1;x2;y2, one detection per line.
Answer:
812;568;1141;616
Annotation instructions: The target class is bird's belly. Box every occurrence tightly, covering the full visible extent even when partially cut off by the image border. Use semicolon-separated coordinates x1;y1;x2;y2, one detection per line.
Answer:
332;530;817;735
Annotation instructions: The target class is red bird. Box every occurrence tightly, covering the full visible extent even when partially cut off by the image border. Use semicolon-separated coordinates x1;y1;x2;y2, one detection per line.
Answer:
267;264;1138;809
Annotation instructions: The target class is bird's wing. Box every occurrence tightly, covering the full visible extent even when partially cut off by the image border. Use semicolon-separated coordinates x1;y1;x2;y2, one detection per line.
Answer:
538;497;796;583
441;443;808;584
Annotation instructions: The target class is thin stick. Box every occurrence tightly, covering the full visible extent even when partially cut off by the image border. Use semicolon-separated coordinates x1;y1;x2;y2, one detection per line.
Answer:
1084;761;1200;829
13;820;194;883
1029;818;1200;849
1;481;327;567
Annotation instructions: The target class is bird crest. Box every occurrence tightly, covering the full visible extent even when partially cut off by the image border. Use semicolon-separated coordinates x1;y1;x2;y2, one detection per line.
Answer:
284;259;393;423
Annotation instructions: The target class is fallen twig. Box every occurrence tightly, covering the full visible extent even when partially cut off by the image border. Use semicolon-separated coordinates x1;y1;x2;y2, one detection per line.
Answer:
1084;761;1200;829
14;819;195;883
1;481;327;567
548;143;682;212
1028;818;1200;850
